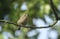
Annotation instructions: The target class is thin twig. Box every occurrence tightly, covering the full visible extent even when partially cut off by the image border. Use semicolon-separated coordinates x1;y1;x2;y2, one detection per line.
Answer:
0;0;58;29
0;20;18;26
21;20;58;29
0;20;58;29
49;0;59;20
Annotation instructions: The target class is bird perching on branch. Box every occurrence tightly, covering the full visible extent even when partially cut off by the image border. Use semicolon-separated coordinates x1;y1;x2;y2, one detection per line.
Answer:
17;13;28;30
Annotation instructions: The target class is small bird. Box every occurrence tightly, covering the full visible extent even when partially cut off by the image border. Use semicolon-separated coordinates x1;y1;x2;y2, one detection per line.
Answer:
17;13;28;30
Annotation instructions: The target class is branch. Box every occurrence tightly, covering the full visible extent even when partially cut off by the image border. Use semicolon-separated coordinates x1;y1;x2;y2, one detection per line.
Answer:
0;0;58;29
49;0;59;20
20;20;58;29
0;20;18;26
0;20;58;29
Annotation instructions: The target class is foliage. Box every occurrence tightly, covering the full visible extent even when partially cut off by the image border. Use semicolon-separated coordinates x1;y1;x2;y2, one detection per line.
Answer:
0;0;60;39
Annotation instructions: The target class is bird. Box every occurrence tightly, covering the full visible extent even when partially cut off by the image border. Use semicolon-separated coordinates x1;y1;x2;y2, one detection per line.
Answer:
17;13;28;30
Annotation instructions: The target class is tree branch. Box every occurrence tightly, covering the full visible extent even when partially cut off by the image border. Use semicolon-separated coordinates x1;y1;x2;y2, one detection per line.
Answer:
0;20;18;26
0;0;58;29
49;0;59;20
0;20;58;29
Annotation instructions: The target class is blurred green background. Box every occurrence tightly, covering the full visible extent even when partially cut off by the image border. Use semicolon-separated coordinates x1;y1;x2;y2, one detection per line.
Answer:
0;0;60;39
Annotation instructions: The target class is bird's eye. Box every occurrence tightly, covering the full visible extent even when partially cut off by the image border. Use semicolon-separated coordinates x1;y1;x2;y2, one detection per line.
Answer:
24;14;28;16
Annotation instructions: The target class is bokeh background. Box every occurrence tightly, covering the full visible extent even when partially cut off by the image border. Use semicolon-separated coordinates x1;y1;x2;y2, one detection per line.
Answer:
0;0;60;39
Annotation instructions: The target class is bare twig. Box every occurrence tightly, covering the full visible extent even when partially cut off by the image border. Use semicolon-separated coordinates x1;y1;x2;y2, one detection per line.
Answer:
0;20;58;29
0;0;58;29
18;20;58;29
0;20;18;26
49;0;59;20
